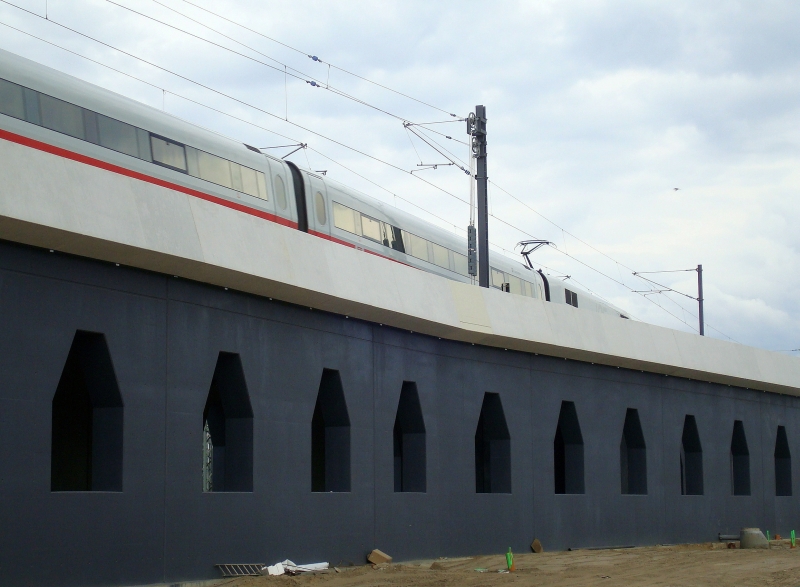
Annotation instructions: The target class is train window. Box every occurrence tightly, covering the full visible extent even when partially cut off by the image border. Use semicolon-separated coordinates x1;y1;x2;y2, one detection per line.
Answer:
315;191;327;225
196;149;231;187
333;201;358;234
230;163;244;192
565;289;578;307
136;128;152;160
150;135;187;172
275;175;288;209
39;94;84;140
508;275;523;295
239;165;255;198
390;226;405;253
82;110;99;144
404;232;430;262
380;222;393;247
3;77;276;202
0;78;25;119
22;88;40;125
431;243;449;269
453;252;469;276
491;268;505;289
97;114;139;158
185;146;199;175
256;172;268;200
361;214;382;242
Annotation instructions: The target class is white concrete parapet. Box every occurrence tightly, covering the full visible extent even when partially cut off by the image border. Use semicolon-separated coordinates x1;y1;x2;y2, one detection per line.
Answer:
1;136;799;395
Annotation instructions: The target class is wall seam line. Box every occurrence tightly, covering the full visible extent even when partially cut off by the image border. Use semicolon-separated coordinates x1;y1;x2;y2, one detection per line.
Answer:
162;276;169;583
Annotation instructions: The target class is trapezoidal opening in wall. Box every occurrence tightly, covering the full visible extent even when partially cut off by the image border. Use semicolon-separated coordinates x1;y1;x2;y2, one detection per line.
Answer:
394;381;426;493
680;415;703;495
51;330;123;492
202;352;253;493
311;369;351;492
554;400;584;494
620;408;647;495
775;425;792;497
730;420;750;496
475;392;511;494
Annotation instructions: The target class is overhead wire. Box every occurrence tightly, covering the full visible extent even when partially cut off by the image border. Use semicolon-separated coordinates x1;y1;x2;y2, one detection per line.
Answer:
144;0;469;129
0;16;467;235
410;124;470;168
487;178;739;339
106;0;417;124
0;0;473;207
489;179;648;288
0;13;469;236
403;125;424;165
405;121;469;145
176;0;460;118
483;200;737;339
633;274;699;302
404;125;469;174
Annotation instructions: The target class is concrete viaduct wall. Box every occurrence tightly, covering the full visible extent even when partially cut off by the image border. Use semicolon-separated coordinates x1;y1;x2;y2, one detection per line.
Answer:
0;240;798;587
2;119;800;587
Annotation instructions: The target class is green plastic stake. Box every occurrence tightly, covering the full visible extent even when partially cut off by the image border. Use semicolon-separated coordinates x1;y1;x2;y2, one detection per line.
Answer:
767;530;770;541
792;530;796;547
506;547;514;571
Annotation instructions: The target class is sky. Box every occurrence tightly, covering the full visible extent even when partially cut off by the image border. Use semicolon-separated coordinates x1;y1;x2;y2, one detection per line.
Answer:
1;0;799;352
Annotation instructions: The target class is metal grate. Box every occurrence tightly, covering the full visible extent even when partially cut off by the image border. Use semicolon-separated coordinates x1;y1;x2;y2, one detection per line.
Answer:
215;563;265;577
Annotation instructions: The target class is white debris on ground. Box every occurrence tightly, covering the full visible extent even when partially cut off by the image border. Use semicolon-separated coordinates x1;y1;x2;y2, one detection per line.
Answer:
263;560;329;576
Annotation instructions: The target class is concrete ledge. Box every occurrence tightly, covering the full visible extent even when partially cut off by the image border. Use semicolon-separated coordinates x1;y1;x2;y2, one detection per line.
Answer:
1;136;799;395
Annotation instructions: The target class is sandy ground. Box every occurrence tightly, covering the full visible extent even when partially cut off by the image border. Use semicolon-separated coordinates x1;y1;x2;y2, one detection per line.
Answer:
216;541;800;587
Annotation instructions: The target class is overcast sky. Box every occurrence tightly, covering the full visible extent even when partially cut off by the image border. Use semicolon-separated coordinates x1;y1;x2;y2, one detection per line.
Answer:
2;0;799;352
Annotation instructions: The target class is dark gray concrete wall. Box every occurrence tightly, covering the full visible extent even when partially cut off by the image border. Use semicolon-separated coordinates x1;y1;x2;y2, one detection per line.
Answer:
0;239;798;587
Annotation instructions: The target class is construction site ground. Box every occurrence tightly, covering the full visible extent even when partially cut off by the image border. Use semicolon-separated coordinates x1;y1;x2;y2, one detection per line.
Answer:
217;540;800;587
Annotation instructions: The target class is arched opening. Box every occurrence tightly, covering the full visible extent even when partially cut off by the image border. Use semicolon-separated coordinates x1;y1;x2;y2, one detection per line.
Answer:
620;408;647;495
51;331;123;492
680;415;703;495
311;369;350;492
475;392;511;494
202;352;253;492
730;420;750;496
393;382;426;492
554;401;584;494
775;425;792;497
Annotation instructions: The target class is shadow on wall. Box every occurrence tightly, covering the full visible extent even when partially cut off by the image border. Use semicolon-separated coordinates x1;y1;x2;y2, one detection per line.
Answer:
681;415;704;496
620;408;647;495
554;400;584;494
731;420;750;496
202;352;253;493
775;425;792;497
51;330;123;492
475;392;511;494
312;369;351;493
394;382;426;493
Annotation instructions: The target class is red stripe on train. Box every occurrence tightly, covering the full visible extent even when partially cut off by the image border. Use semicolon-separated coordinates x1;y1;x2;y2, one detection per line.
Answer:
0;127;413;267
0;127;298;229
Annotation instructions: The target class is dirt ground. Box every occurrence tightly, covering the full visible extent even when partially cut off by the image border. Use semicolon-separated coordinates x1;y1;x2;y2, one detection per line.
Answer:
217;541;800;587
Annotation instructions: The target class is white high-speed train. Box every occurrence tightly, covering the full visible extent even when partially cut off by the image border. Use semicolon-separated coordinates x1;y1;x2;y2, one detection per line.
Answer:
0;48;628;319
